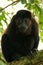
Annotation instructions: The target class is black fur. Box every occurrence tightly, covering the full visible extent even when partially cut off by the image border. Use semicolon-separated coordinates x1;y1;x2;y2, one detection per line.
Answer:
1;10;39;62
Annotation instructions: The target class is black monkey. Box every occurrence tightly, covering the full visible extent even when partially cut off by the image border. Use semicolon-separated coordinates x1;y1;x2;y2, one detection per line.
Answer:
1;10;39;62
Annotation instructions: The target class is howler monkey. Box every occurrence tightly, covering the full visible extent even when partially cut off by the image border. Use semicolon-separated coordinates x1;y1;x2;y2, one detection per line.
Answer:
1;10;39;62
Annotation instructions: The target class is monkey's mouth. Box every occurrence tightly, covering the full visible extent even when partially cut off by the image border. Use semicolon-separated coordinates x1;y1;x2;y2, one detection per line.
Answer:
18;28;28;34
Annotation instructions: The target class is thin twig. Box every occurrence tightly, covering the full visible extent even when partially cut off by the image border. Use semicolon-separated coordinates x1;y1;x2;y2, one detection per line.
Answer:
0;1;19;12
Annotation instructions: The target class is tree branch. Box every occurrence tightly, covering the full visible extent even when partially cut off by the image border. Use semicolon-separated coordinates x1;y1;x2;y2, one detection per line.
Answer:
0;0;19;12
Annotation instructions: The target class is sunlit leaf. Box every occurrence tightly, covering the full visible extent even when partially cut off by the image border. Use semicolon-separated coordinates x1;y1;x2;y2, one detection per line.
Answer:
39;11;43;24
40;31;43;42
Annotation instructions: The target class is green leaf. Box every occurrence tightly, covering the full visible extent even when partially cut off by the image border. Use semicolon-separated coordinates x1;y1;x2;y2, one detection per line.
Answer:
21;0;26;4
33;4;41;15
29;0;39;4
0;60;7;65
29;0;34;4
40;31;43;42
25;3;32;10
40;24;43;30
0;22;2;26
0;11;8;24
39;11;43;24
0;28;3;32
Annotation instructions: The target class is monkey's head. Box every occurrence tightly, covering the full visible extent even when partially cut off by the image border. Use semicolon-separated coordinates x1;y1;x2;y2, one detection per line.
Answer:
15;10;32;35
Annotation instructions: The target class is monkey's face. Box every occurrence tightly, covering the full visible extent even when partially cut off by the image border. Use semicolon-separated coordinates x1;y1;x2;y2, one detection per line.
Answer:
15;18;32;34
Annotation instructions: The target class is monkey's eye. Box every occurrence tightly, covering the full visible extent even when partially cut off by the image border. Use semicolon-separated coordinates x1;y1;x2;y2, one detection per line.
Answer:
16;18;22;25
24;18;30;24
23;18;32;27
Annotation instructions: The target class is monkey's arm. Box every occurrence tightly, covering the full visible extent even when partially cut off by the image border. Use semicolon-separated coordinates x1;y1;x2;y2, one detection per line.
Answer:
32;19;39;50
1;34;14;62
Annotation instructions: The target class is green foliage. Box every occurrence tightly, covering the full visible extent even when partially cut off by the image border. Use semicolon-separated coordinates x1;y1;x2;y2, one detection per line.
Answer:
29;0;39;4
21;0;27;4
0;61;7;65
39;10;43;24
0;52;8;65
0;11;7;23
25;3;32;10
40;31;43;42
39;9;43;42
32;4;41;15
0;10;8;33
25;3;41;15
29;0;35;3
